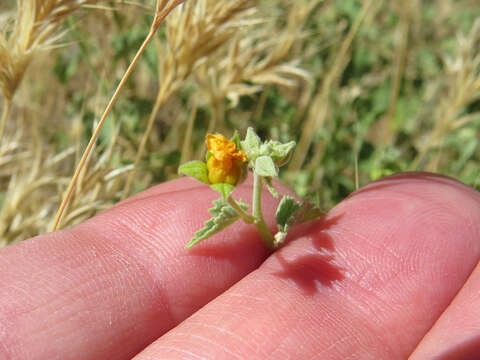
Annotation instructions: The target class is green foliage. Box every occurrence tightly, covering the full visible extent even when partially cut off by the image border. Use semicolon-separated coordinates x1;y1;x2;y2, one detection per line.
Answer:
241;127;296;171
276;196;301;233
178;161;209;184
210;183;235;199
179;127;303;249
230;130;241;149
255;156;277;177
240;127;262;160
185;199;248;249
276;196;323;233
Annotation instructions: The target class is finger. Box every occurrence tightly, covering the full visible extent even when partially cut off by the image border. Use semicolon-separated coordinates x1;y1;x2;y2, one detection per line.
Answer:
0;177;285;360
409;261;480;360
132;173;480;360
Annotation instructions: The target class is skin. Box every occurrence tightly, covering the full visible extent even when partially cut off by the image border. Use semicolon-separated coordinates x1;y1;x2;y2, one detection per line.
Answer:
0;172;479;360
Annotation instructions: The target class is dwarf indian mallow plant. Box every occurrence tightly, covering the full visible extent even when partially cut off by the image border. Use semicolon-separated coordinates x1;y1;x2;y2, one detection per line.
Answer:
179;127;322;250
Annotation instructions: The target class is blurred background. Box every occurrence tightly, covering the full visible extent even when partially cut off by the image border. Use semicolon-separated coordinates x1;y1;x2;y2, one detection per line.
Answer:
0;0;479;246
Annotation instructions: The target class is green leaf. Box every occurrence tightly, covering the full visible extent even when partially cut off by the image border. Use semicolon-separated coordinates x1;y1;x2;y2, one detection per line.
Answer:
276;196;302;232
255;156;278;177
178;161;209;184
185;199;245;249
210;183;235;199
240;127;261;160
301;204;324;222
276;197;324;233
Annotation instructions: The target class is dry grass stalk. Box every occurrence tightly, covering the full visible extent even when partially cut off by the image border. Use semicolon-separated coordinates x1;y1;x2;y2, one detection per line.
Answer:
0;0;101;141
122;0;316;199
377;0;420;144
179;95;198;164
288;0;375;174
51;0;185;230
0;91;136;246
0;136;133;246
192;0;316;132
412;18;480;170
122;0;260;198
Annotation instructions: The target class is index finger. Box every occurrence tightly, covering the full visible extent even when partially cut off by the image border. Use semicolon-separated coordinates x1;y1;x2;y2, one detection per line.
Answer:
0;177;283;360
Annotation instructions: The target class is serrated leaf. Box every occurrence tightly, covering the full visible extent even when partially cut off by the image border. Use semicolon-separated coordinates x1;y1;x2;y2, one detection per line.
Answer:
179;161;209;184
265;177;279;198
276;196;301;232
210;183;235;199
240;127;261;160
185;199;246;249
255;156;278;177
276;197;324;233
300;202;324;222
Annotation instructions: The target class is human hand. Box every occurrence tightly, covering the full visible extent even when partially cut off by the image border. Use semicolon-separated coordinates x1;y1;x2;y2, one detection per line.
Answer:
1;173;479;359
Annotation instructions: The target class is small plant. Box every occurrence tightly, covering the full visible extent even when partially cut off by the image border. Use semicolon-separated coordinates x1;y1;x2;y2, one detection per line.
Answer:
179;128;322;250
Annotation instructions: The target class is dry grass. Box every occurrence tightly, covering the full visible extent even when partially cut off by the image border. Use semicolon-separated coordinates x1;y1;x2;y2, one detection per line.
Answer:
122;0;312;197
0;0;102;140
51;0;186;229
0;0;479;246
412;18;480;171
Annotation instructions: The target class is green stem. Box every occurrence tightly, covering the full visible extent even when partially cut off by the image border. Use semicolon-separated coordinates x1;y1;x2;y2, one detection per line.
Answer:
227;196;255;224
252;172;275;250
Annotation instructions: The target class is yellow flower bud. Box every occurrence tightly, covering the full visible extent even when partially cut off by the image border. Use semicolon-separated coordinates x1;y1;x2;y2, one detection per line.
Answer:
205;134;247;185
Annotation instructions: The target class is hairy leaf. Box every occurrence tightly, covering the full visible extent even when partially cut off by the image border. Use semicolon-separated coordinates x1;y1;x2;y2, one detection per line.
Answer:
185;199;248;249
255;155;278;177
276;197;324;233
269;140;296;166
178;161;209;184
276;196;302;232
210;183;235;199
240;127;261;160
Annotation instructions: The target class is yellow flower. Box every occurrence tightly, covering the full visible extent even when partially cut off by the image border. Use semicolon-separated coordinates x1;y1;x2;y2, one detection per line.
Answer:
206;134;247;185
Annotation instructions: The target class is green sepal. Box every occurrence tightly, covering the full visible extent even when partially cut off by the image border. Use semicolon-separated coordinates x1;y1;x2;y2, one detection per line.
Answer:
240;128;296;170
185;199;247;249
259;140;296;167
178;161;209;184
276;196;302;232
269;140;296;166
255;156;278;177
240;127;261;160
231;130;241;149
264;177;279;198
210;183;235;199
